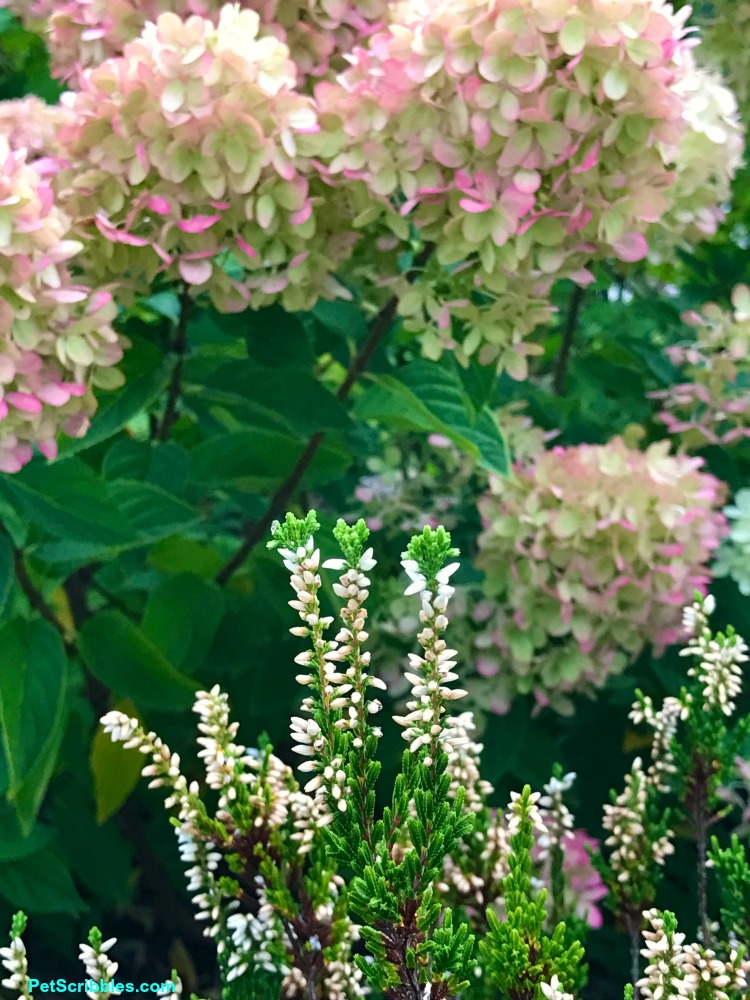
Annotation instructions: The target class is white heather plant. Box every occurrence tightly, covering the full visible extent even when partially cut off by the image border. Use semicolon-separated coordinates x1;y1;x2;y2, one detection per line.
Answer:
4;528;750;1000
598;593;750;992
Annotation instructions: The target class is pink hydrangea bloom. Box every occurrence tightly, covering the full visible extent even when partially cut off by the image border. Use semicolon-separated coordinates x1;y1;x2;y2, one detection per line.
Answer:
57;6;357;312
0;119;125;472
476;438;728;708
0;97;66;159
315;0;736;374
651;285;750;449
3;0;385;84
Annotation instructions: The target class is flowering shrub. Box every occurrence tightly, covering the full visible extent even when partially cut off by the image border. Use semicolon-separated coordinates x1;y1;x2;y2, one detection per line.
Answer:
0;0;742;473
0;2;750;990
651;285;750;449
474;438;728;712
598;593;750;967
4;528;750;1000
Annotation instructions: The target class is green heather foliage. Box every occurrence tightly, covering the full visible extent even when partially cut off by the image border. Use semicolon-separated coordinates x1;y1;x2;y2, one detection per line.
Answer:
5;527;750;1000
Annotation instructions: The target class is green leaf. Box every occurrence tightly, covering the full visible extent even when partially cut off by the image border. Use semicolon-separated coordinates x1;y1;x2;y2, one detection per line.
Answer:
0;801;55;862
103;441;190;496
79;611;199;710
0;533;13;619
313;299;369;340
469;409;510;477
197;360;349;435
211;305;313;367
147;537;225;578
142;574;224;674
90;699;144;823
147;442;190;495
106;480;200;542
102;439;152;481
0;847;85;914
190;430;352;490
0;618;68;834
355;360;509;475
59;338;172;456
0;459;135;545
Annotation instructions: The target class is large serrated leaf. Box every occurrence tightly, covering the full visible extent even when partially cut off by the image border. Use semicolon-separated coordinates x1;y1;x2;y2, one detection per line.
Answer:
354;360;509;475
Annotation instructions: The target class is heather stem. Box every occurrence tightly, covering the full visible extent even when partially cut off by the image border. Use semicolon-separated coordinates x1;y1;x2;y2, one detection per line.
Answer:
696;811;710;946
626;911;641;1000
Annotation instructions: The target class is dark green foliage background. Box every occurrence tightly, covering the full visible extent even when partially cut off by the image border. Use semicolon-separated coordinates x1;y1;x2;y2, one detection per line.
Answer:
0;9;749;996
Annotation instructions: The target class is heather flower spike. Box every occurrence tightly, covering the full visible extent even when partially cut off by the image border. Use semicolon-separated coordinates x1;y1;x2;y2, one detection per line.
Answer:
0;913;31;1000
272;512;476;997
101;685;365;995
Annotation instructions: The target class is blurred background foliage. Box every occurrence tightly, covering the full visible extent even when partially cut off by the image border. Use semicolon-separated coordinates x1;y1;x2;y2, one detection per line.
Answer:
0;5;749;997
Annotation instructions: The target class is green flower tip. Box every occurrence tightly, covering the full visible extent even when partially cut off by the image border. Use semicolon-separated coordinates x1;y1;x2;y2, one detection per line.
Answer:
10;911;27;939
333;517;370;565
88;926;103;949
267;510;321;551
403;525;459;585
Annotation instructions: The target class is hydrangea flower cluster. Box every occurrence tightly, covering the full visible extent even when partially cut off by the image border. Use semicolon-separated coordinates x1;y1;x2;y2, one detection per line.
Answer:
651;286;750;449
0;100;125;473
2;0;386;85
475;438;727;711
714;490;750;597
0;96;66;158
315;0;735;373
57;6;357;312
648;59;743;254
